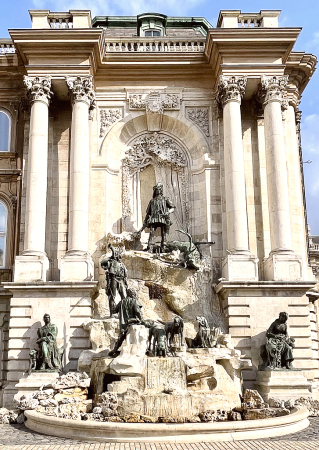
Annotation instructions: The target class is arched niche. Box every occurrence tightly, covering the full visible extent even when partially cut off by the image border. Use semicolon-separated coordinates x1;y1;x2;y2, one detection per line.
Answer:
98;111;210;239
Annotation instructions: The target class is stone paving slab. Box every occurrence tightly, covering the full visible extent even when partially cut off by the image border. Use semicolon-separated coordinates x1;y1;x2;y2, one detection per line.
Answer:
1;418;319;449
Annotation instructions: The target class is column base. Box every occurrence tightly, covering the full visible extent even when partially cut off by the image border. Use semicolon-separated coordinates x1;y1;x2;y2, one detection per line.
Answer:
14;253;49;282
222;253;259;281
255;369;311;401
263;252;302;281
60;252;94;282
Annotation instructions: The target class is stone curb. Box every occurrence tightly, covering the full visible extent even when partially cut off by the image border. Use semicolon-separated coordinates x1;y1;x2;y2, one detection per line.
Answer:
25;406;309;443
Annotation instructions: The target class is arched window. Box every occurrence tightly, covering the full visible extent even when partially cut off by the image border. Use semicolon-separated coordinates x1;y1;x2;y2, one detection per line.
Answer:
0;201;8;268
0;110;10;152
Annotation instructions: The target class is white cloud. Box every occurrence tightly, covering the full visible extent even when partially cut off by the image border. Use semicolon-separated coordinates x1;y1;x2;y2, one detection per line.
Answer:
31;0;205;17
306;31;319;51
301;114;319;156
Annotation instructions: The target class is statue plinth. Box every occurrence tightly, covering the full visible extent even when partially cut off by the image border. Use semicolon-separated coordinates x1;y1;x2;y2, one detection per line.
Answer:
14;372;59;401
255;369;311;401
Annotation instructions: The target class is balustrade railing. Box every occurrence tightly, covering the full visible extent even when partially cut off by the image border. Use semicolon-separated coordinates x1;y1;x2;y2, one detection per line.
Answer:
104;37;206;53
310;243;319;251
238;14;261;27
48;13;73;29
0;40;15;54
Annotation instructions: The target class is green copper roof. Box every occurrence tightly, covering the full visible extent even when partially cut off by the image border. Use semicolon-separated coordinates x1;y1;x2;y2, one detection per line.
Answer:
92;14;213;35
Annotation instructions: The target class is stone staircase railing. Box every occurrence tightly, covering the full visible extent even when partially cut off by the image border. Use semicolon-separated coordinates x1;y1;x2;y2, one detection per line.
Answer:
104;37;206;53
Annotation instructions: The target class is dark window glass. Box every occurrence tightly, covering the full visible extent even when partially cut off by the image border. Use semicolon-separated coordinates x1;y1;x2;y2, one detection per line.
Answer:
145;30;161;37
0;111;9;152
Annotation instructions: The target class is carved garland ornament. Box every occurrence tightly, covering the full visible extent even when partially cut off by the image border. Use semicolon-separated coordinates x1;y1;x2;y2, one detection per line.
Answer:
187;108;209;137
24;76;53;105
216;76;247;106
66;76;96;110
99;109;122;138
121;132;189;226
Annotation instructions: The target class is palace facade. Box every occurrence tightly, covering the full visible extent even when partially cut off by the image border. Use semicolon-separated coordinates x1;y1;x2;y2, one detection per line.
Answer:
0;9;317;406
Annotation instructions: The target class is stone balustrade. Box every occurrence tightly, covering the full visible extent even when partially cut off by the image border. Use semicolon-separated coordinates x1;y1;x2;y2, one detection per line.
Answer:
48;13;73;29
104;37;206;53
217;10;280;28
0;40;15;54
29;10;91;29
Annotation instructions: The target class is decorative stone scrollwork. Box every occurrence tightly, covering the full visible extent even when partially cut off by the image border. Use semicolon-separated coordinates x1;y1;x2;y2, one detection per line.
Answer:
123;133;186;175
99;109;122;138
259;75;289;108
66;76;96;110
216;75;247;106
186;108;209;136
295;110;302;125
121;132;189;232
128;91;181;111
23;76;53;106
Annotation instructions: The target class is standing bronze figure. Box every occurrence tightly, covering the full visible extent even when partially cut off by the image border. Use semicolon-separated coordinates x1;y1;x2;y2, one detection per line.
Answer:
260;312;295;370
140;182;175;252
101;244;128;317
36;314;63;371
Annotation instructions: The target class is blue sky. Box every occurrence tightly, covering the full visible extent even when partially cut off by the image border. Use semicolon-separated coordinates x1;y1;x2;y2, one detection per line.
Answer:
1;0;318;233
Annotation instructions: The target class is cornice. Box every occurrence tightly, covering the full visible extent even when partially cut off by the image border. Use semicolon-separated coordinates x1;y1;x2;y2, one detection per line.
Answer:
205;28;301;81
285;51;317;95
9;29;104;75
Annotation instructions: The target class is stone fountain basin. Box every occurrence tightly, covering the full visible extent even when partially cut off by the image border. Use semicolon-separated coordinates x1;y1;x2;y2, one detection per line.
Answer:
25;407;309;443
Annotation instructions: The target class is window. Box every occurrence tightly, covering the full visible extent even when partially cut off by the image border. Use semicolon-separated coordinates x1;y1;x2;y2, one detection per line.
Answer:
0;110;10;152
145;30;161;37
0;201;8;268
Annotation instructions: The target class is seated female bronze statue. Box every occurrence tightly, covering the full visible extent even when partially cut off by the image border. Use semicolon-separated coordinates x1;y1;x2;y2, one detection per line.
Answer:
260;312;295;370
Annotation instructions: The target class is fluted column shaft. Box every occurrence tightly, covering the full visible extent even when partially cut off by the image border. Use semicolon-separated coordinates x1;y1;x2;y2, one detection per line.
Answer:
218;76;249;253
67;76;95;254
262;75;293;253
23;76;52;254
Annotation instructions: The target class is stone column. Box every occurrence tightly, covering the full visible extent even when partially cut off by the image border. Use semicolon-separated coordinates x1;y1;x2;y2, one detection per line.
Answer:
14;76;52;282
217;76;258;281
60;76;95;282
260;75;302;281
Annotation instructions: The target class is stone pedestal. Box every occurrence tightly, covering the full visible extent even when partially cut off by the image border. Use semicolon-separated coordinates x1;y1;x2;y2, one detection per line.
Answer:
14;253;49;282
222;253;259;281
255;369;312;401
60;253;94;282
2;281;97;407
14;372;60;400
263;252;303;281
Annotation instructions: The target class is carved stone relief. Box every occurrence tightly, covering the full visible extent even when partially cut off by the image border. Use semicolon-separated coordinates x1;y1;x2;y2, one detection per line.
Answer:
121;132;189;235
186;108;209;137
128;91;181;111
99;108;122;138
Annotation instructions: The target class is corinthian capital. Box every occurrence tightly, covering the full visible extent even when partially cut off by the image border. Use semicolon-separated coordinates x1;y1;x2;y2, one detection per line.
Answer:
24;76;52;105
66;76;96;109
216;76;247;107
260;75;289;106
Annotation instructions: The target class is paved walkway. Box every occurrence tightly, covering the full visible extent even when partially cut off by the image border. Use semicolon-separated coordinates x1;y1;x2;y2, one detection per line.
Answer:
1;417;319;449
